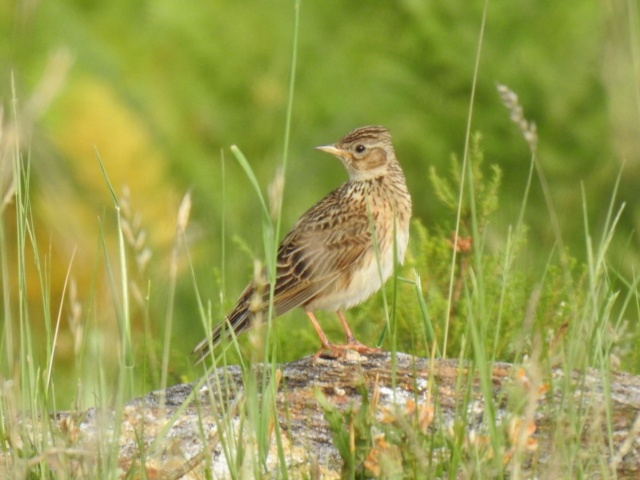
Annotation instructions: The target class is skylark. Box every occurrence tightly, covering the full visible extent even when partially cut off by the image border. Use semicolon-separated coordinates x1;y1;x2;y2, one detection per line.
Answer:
193;125;412;362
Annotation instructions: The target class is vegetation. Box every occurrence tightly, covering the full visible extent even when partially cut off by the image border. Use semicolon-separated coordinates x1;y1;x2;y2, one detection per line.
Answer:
1;0;639;477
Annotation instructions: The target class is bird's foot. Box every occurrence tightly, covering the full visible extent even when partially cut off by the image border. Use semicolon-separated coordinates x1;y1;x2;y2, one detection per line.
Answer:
342;339;382;355
312;339;381;360
313;343;342;360
329;338;381;356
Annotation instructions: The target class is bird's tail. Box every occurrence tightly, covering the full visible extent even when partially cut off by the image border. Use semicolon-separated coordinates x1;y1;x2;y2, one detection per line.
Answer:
191;285;258;364
191;310;254;364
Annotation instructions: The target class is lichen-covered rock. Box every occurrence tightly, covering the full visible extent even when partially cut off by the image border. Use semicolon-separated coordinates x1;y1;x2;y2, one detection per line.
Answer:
5;352;640;478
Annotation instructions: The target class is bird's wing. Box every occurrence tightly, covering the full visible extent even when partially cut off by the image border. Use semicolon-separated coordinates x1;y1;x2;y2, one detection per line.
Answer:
192;185;372;361
268;186;372;314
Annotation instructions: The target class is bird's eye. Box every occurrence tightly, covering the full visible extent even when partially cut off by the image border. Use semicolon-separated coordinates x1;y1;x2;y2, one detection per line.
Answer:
355;144;366;153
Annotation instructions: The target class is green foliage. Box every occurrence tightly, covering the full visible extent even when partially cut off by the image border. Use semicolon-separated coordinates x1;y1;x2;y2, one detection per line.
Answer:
1;2;639;477
315;369;547;479
2;0;639;373
317;381;439;478
429;132;502;235
354;132;635;378
317;382;375;479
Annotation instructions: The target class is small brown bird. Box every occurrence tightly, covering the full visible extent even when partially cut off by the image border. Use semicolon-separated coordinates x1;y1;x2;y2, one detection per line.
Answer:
193;126;412;362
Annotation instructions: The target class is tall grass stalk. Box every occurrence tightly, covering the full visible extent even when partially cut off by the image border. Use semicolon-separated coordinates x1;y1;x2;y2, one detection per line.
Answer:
93;163;131;475
159;192;192;411
11;102;35;418
493;83;538;359
446;0;508;473
2;75;76;475
189;2;302;477
443;0;489;359
45;248;76;396
7;80;37;469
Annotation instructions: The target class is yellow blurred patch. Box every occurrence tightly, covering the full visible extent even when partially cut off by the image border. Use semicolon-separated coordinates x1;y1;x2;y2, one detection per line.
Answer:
17;74;185;368
46;75;177;252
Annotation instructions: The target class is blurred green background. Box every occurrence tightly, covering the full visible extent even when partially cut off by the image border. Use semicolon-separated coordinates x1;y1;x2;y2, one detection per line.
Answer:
1;0;639;404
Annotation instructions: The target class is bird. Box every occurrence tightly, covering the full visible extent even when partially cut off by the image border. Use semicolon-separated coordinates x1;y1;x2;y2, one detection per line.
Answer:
192;125;412;362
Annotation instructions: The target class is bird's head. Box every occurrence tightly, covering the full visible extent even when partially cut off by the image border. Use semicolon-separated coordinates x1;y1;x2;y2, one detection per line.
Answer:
316;125;395;181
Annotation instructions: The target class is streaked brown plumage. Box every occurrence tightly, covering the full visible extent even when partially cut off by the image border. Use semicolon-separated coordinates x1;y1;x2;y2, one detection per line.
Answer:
193;126;412;362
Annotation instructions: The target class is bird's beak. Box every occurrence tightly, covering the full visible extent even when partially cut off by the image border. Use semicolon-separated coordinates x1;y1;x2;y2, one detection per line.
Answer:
316;144;349;158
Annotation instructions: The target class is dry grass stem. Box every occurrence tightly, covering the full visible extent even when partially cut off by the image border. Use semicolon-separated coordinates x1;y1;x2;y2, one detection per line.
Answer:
268;166;285;221
497;83;539;154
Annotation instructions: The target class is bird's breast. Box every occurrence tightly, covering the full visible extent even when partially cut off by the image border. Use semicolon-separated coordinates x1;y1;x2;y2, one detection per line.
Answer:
306;203;410;312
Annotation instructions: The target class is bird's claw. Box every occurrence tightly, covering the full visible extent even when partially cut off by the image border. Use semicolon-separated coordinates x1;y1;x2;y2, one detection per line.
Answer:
313;339;381;360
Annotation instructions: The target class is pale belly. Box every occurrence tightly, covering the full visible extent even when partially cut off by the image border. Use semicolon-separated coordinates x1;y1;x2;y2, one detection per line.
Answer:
305;226;409;312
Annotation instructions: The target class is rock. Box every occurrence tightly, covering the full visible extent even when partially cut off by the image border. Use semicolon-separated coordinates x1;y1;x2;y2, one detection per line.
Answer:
6;352;640;478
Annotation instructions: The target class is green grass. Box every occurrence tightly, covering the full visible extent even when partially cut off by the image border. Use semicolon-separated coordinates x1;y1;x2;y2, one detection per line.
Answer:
2;86;638;479
1;0;639;478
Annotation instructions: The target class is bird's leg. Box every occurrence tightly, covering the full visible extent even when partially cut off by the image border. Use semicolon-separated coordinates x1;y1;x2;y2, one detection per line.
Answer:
336;309;358;344
335;310;381;354
305;310;340;359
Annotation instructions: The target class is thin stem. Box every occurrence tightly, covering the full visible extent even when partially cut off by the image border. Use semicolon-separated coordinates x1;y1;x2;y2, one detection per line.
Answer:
443;0;489;358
